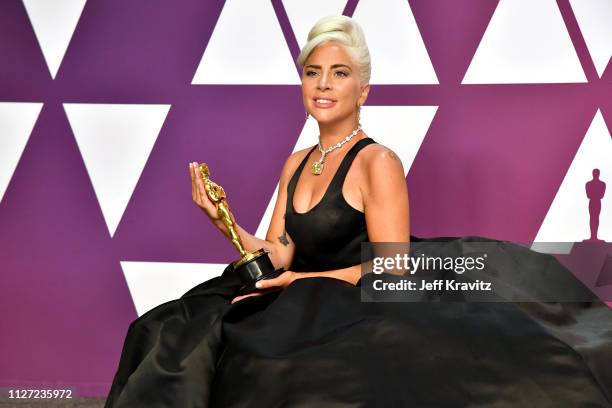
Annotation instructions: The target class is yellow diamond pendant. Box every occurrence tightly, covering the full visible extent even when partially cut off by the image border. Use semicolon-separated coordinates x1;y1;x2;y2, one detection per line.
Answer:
311;161;323;175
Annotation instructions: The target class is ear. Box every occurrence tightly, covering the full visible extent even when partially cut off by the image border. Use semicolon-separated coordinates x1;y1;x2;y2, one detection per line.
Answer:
358;83;370;106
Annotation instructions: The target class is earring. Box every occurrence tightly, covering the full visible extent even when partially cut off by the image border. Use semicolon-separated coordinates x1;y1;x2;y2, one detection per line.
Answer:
357;105;361;125
305;111;310;120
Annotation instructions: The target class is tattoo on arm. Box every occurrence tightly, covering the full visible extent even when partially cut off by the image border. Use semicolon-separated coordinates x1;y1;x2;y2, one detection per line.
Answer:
386;148;400;162
278;230;289;246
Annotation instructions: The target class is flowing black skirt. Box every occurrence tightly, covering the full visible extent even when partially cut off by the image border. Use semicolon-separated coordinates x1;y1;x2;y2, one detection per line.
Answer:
105;236;612;407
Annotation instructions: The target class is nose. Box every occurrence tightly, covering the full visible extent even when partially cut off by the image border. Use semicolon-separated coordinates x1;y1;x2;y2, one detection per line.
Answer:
316;70;331;91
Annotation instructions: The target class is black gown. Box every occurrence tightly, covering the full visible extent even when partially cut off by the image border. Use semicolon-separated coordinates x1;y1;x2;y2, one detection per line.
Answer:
105;137;612;407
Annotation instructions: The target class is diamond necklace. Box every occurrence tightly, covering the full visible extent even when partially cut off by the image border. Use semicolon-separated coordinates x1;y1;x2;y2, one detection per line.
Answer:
311;124;362;175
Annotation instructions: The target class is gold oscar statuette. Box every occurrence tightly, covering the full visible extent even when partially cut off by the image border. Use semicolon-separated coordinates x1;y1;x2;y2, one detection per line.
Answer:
198;163;283;294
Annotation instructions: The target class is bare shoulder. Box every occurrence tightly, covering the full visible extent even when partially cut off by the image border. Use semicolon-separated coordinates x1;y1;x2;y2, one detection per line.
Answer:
358;142;404;174
279;145;315;183
289;145;315;162
358;142;407;205
286;145;314;171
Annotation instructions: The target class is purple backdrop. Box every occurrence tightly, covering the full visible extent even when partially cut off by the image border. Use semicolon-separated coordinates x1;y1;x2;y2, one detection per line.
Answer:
0;0;610;397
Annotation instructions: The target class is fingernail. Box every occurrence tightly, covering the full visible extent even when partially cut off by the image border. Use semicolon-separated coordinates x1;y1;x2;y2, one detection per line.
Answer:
255;281;262;288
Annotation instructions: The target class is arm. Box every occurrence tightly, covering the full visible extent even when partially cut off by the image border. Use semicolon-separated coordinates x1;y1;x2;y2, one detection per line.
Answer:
295;264;362;285
362;146;410;242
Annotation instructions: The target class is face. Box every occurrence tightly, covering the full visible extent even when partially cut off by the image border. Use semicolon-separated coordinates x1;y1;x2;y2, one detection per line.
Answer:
302;41;369;125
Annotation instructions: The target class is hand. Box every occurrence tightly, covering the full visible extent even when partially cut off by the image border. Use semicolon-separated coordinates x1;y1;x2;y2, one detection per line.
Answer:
230;271;301;304
189;162;221;223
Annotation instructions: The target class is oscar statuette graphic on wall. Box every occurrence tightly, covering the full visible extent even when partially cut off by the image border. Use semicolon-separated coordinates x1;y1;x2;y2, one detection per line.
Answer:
584;168;606;243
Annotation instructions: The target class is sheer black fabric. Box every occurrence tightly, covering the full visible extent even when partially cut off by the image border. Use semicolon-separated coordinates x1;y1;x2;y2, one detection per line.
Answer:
285;137;374;272
105;137;612;407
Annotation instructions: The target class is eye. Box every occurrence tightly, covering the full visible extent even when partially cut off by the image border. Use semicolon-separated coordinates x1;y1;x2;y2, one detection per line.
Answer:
305;70;318;77
335;71;349;77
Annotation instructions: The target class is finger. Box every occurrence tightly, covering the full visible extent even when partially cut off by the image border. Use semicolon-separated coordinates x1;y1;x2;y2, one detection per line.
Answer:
193;162;204;204
231;292;263;304
255;279;271;289
232;287;277;303
232;293;256;303
190;163;196;201
194;163;207;203
256;275;283;289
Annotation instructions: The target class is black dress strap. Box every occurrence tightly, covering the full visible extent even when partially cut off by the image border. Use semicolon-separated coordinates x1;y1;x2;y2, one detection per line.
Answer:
327;137;376;193
286;144;318;214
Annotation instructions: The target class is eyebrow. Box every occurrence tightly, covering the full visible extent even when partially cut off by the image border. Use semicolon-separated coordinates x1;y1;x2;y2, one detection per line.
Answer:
304;64;352;71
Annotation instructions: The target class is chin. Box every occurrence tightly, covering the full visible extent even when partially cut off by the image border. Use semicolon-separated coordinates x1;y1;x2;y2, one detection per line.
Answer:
311;111;346;124
312;115;339;124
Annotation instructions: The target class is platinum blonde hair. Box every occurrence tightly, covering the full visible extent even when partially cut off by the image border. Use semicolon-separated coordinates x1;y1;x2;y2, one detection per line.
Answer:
297;15;371;86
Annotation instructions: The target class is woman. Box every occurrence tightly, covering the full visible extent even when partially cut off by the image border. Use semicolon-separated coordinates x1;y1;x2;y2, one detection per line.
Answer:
198;16;407;303
105;16;612;407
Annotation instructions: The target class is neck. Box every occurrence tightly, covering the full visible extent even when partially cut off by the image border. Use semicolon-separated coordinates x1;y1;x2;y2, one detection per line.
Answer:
317;117;361;151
